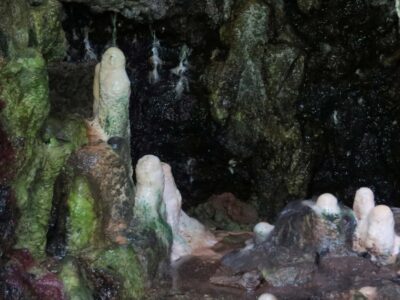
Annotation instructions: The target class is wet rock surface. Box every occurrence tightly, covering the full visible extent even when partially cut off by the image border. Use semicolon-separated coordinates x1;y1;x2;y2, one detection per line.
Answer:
2;0;400;299
193;192;259;231
146;230;400;300
56;0;400;215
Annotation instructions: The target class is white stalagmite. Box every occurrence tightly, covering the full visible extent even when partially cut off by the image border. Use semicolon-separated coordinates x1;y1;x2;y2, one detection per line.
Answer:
258;293;278;300
358;286;377;300
315;193;341;215
134;155;171;248
353;187;375;253
253;222;274;244
93;47;131;140
364;205;399;264
162;163;217;261
135;155;165;219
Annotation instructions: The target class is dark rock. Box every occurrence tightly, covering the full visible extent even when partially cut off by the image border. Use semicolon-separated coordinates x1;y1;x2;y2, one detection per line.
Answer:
48;62;96;118
28;0;44;6
193;192;258;231
60;0;234;24
221;200;357;287
205;0;311;216
378;282;400;300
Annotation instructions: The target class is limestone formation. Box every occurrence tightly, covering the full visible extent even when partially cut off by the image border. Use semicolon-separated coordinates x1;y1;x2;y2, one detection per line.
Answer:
93;47;130;140
315;193;341;215
253;222;274;244
258;293;278;300
364;205;400;264
134;155;172;249
162;163;217;261
353;187;375;253
353;188;375;221
357;286;377;300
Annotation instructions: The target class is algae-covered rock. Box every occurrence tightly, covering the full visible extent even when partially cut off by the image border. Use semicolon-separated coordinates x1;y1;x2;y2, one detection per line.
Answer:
0;50;87;257
69;142;135;245
0;49;48;147
60;258;93;300
0;0;30;57
14;138;82;258
89;246;145;300
66;176;99;254
0;50;49;257
44;116;88;150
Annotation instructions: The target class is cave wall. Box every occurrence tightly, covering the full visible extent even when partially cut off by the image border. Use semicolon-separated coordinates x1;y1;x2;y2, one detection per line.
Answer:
55;0;400;219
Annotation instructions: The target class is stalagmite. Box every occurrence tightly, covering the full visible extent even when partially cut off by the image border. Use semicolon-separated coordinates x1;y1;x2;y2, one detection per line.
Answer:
253;222;274;244
93;47;131;140
353;187;375;222
258;293;278;300
364;205;399;264
162;163;217;261
315;193;341;215
353;187;375;253
135;155;165;220
358;286;377;300
134;155;171;249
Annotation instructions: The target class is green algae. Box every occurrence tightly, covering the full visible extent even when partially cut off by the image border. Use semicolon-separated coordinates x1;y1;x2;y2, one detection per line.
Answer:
0;51;87;257
60;258;93;300
14;138;77;257
0;49;48;144
67;176;98;254
134;195;173;250
91;246;145;300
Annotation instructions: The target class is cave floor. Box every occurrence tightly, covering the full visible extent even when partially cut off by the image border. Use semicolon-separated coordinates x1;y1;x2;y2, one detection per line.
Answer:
147;231;400;300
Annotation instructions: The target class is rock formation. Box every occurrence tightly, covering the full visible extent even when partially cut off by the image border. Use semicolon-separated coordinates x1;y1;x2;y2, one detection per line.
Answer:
162;163;217;261
364;205;400;265
253;222;274;245
353;187;375;253
93;47;131;140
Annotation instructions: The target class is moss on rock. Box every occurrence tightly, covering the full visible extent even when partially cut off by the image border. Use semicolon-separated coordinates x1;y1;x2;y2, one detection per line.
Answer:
66;176;98;254
14;138;78;257
0;51;87;257
60;258;93;300
0;49;49;145
90;246;145;300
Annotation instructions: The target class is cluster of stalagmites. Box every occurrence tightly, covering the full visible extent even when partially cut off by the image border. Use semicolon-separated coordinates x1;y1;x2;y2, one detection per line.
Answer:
90;46;216;262
248;189;400;267
209;187;399;300
352;187;400;264
77;45;400;298
134;154;217;262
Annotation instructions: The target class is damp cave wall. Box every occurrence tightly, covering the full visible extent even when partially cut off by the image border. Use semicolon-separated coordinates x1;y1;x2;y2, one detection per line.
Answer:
48;0;400;218
1;0;400;225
